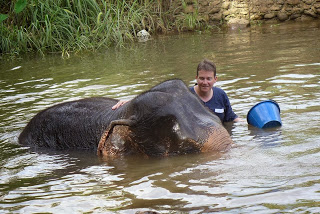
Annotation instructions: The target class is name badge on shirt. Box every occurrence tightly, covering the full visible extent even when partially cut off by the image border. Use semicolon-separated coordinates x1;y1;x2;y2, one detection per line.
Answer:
215;108;224;113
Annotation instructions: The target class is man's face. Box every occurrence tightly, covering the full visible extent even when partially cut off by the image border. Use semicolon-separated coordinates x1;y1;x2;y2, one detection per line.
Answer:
196;70;217;93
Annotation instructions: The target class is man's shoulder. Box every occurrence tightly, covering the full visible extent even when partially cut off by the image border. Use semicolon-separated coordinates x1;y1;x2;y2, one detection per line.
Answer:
213;87;227;95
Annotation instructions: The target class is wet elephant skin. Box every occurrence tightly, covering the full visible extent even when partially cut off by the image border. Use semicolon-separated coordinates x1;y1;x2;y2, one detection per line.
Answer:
19;79;233;158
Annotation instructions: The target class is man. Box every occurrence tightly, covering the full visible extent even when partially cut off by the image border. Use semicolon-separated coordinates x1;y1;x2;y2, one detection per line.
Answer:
112;59;242;123
190;59;241;123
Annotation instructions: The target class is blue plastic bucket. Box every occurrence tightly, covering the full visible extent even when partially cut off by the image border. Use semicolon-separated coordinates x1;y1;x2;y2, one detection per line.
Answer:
247;100;282;129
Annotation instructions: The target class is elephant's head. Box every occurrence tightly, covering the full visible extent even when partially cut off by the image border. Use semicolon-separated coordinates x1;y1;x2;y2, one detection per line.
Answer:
97;79;233;158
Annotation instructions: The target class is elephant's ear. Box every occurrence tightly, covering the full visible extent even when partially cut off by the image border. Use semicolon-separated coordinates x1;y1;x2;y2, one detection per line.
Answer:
97;119;142;159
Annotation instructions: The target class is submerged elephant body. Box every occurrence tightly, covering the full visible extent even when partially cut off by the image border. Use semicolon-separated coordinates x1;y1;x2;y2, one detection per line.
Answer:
19;79;233;158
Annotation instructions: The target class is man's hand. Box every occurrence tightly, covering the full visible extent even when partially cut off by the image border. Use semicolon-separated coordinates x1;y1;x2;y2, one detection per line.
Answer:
233;117;246;123
112;100;129;110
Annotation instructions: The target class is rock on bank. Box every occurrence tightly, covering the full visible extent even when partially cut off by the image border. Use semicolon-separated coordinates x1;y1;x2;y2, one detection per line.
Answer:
170;0;320;28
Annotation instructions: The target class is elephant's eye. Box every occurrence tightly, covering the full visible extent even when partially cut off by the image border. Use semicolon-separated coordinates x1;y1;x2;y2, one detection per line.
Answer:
172;122;180;133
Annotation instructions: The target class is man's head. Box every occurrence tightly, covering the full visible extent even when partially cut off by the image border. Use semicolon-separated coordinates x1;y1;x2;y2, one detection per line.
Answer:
196;59;217;77
196;59;218;93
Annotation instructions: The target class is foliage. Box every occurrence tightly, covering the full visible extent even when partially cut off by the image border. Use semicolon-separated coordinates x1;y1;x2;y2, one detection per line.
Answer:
14;0;28;13
0;0;27;22
0;0;212;57
174;0;202;31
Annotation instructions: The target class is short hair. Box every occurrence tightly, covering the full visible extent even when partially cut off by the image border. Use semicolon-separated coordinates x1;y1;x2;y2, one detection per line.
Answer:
197;59;217;77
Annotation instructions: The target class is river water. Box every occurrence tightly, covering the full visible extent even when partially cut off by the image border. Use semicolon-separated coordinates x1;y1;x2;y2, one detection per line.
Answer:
1;20;320;213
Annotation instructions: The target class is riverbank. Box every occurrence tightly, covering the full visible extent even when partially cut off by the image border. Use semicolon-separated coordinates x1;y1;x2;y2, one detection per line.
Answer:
1;0;319;58
177;0;320;28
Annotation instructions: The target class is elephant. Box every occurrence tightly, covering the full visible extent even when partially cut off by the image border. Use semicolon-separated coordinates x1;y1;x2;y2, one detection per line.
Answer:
19;79;233;158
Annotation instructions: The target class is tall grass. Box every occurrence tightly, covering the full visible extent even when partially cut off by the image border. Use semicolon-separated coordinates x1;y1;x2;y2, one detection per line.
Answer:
0;0;208;56
0;0;165;56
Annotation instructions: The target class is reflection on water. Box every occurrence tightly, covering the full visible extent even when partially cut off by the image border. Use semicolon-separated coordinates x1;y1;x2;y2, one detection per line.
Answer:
1;21;320;213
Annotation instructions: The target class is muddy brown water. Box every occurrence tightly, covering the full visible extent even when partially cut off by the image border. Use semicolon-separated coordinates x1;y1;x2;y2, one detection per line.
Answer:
1;21;320;213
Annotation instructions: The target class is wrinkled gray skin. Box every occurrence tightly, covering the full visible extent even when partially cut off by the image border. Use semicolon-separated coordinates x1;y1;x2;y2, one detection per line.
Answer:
19;79;233;158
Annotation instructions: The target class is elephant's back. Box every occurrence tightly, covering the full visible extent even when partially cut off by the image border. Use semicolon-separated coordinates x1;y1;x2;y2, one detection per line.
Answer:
19;97;119;150
55;97;118;111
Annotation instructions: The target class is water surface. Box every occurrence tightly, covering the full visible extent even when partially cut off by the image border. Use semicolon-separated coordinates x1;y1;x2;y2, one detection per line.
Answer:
1;20;320;213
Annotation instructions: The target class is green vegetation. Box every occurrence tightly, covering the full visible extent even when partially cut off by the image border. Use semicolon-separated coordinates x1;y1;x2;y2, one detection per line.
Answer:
0;0;209;57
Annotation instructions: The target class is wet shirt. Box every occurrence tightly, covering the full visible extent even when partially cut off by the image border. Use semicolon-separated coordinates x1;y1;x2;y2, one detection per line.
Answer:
190;86;238;123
